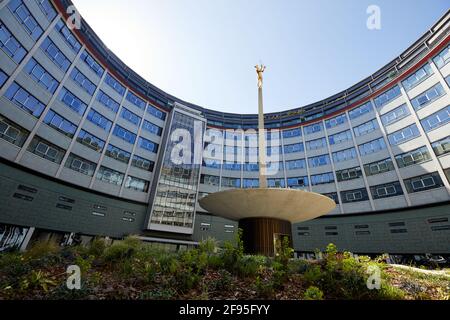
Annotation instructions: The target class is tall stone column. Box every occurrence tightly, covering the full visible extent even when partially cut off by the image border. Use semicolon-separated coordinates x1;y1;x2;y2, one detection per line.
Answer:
256;65;267;188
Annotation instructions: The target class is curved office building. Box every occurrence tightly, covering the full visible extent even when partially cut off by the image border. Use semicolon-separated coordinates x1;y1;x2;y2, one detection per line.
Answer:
0;0;449;256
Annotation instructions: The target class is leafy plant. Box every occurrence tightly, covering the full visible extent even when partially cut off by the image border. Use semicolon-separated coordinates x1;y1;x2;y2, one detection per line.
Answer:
303;286;324;300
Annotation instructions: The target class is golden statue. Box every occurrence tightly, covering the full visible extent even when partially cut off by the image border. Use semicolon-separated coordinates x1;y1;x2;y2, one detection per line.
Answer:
255;64;266;88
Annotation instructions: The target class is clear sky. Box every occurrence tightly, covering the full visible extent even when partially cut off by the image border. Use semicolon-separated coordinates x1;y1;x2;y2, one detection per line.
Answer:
72;0;449;114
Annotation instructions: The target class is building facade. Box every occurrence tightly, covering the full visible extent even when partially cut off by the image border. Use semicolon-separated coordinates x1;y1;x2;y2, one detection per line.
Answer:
0;0;449;255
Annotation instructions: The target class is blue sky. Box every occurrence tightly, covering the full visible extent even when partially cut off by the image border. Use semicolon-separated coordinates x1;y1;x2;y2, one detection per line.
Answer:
73;0;449;114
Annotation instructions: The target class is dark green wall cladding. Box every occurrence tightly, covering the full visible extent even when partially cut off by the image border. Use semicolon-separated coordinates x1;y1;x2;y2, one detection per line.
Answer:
0;162;146;238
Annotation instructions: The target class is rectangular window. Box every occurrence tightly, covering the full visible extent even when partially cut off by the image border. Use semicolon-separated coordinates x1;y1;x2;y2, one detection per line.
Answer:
325;114;347;128
70;68;96;95
285;159;306;170
4;82;45;117
0;22;27;63
306;137;327;150
76;129;105;152
104;73;126;96
410;83;446;110
142;120;162;136
420;105;450;132
27;135;65;163
431;136;450;157
24;58;59;93
324;192;339;204
131;154;154;172
222;176;242;188
80;50;104;77
146;104;166;121
200;174;220;186
395;146;432;168
348;101;373;119
374;85;401;108
0;115;29;147
138;136;158;153
336;166;362;182
125;176;149;192
433;44;450;69
328;130;352;145
8;0;43;41
126;91;146;110
222;161;241;171
40;37;70;72
404;172;444;193
86;109;112;132
43;109;77;137
308;154;330;167
341;188;369;203
0;69;7;87
380;103;410;126
105;144;131;164
370;181;403;199
304;122;323;135
54;19;81;53
243;162;259;172
112;125;136;144
358;137;386;156
282;128;302;138
332;147;357;163
287;176;309;188
402;63;433;91
64;153;96;176
96;90;120;113
353;118;378;136
364;158;395;176
284;142;304;154
387;124;420;145
96;166;124;186
36;0;57;21
310;172;334;185
120;107;141;126
59;87;88;115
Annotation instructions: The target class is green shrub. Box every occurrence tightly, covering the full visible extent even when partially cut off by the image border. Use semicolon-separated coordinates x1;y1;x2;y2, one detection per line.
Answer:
24;240;60;260
274;236;294;270
303;286;324;300
0;252;30;279
303;264;323;283
102;236;141;263
87;238;106;257
198;237;218;255
208;269;232;292
221;229;244;272
254;276;274;299
236;255;265;278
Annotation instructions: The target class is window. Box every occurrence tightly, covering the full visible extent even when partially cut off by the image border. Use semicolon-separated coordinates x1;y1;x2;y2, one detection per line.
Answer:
287;176;309;188
323;192;339;204
402;63;433;91
328;130;352;145
285;159;306;170
36;0;57;21
64;153;96;176
200;174;220;186
87;109;112;132
404;172;444;193
0;115;29;146
341;188;369;203
146;105;166;121
387;124;420;145
433;44;450;69
80;50;104;77
364;158;394;176
348;101;373;119
336;166;362;182
54;19;81;53
120;107;141;126
243;178;259;188
0;22;27;63
308;154;330;167
374;85;401;108
222;162;241;171
380;104;410;126
27;136;65;163
243;163;259;171
284;142;304;154
105;144;131;164
282;128;302;138
131;155;154;172
267;178;285;188
142;120;162;136
420;105;450;132
358;137;386;156
113;126;135;143
126;91;146;110
76;129;105;152
104;73;126;96
311;172;334;185
370;181;403;199
0;69;7;87
353;119;378;136
325;114;347;128
332;147;357;163
96;166;124;186
24;58;59;93
40;37;70;72
395;146;432;168
221;177;241;188
138;136;158;153
304;122;323;135
59;88;87;115
125;176;149;192
410;83;446;110
43;109;77;137
431;136;450;156
96;90;120;113
70;68;96;95
8;0;43;41
306;137;327;150
4;82;45;117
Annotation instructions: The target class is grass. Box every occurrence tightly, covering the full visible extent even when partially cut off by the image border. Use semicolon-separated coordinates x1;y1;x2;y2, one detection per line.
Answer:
0;235;448;300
